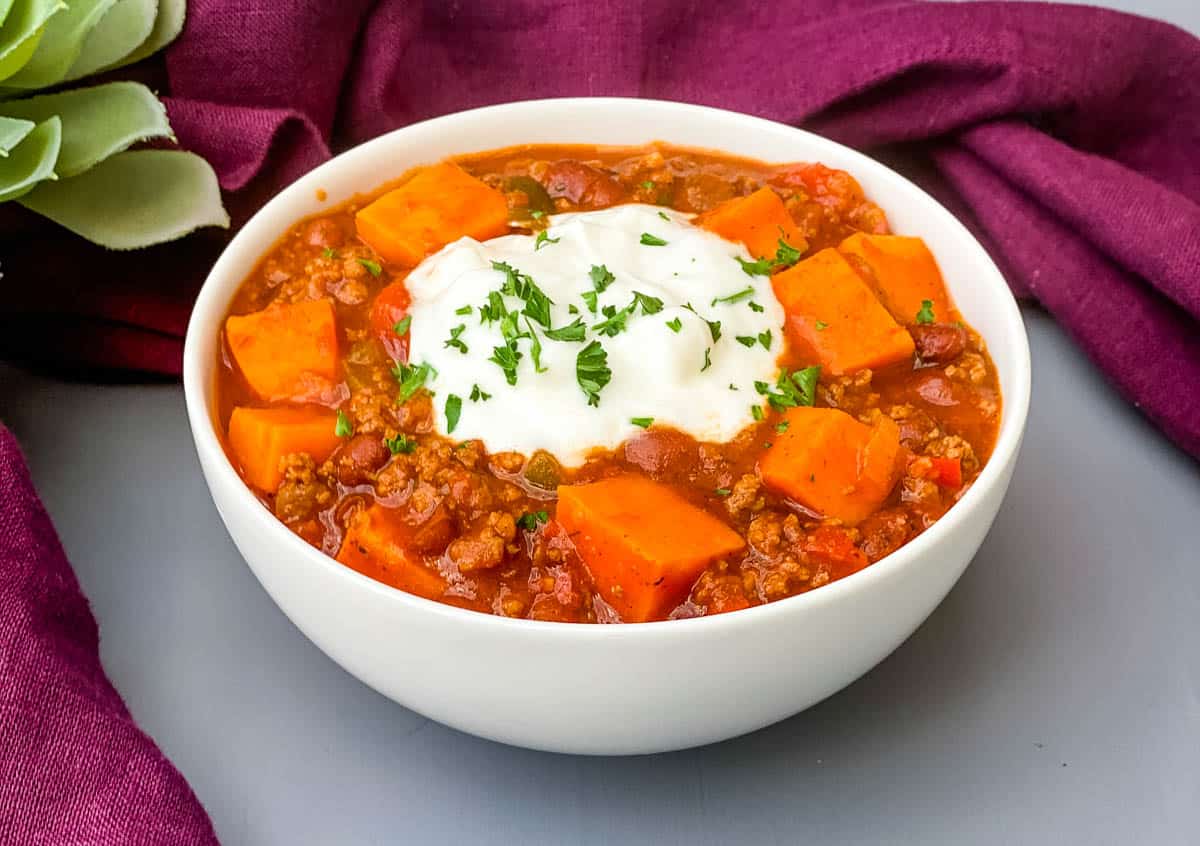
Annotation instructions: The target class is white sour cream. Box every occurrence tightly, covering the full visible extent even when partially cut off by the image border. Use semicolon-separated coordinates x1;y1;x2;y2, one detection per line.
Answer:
404;204;785;465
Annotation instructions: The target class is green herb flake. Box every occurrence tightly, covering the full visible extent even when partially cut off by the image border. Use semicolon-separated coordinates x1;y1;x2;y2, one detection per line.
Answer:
357;257;382;277
589;264;615;292
576;340;612;407
665;317;683;333
815;320;829;331
454;305;473;316
525;319;548;373
322;248;339;259
392;361;434;403
736;256;774;276
633;291;664;315
568;303;580;315
657;210;670;221
915;299;936;324
592;302;634;337
444;394;463;434
393;315;412;336
544;317;587;342
469;384;492;402
701;347;712;372
751;404;764;421
444;323;469;354
729;383;739;391
581;290;599;315
758;329;773;350
630;417;654;429
736;335;758;348
640;232;668;247
712;286;755;307
793;365;821;406
335;409;354;438
385;433;417;454
492;260;554;327
534;230;560;251
775;420;790;433
489;343;522;386
530;209;546;220
748;301;765;313
641;180;655;190
714;488;732;497
516;510;550;531
774;237;802;268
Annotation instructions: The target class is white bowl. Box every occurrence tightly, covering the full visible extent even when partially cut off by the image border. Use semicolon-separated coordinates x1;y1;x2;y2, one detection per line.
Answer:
184;98;1031;755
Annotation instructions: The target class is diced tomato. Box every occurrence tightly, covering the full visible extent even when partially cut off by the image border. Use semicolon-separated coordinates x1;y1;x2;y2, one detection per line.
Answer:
929;456;963;489
803;525;868;570
370;280;411;361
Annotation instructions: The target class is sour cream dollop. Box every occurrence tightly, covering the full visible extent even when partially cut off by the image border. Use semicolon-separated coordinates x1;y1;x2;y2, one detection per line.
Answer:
404;204;786;465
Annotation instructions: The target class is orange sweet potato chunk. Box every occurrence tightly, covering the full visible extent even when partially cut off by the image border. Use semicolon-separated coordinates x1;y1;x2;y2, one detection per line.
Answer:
227;406;342;492
225;300;339;401
355;162;509;267
759;407;903;526
697;186;806;259
557;475;745;623
771;248;914;375
838;232;953;324
336;504;448;601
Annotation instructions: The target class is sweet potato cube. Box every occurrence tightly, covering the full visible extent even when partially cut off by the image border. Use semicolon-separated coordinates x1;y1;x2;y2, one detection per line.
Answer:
227;406;342;491
772;248;914;375
355;162;509;266
697;187;805;259
759;407;903;526
839;232;953;324
556;475;745;623
336;504;448;600
225;300;339;401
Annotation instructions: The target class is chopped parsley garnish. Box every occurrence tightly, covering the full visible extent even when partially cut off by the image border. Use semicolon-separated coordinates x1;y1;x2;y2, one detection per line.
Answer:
589;264;615;292
712;286;755;307
757;365;821;410
393;315;412;336
916;299;936;324
454;305;473;316
469;384;491;402
751;404;764;421
576;340;611;407
581;290;599;315
544;317;587;342
479;290;508;324
632;291;664;315
357;257;382;277
736;335;757;348
657;210;670;221
516;510;549;531
489;342;522;385
444;323;468;354
735;237;803;276
701;347;712;372
335;409;353;438
630;417;654;429
321;247;338;259
729;383;739;391
385;433;417;454
525;319;548;373
492;260;554;327
714;488;732;497
534;230;560;251
639;232;668;246
641;180;655;190
775;420;790;433
758;329;772;349
392;361;434;403
665;317;683;333
530;209;546;220
683;302;722;342
568;303;579;315
748;301;765;313
592;301;636;337
815;320;829;331
444;394;462;433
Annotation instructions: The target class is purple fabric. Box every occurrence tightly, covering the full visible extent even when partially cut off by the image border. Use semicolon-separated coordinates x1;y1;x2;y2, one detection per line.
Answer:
0;426;218;844
2;1;1199;840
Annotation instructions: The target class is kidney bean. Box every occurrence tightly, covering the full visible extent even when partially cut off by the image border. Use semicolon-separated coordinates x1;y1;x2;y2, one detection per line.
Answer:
910;323;967;364
331;434;389;486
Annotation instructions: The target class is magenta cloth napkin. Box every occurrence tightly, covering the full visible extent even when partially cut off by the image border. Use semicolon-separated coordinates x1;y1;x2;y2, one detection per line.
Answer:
2;1;1199;840
0;426;218;844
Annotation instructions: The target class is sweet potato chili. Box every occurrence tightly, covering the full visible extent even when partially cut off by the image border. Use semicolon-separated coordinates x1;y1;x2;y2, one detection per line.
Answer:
216;143;1002;623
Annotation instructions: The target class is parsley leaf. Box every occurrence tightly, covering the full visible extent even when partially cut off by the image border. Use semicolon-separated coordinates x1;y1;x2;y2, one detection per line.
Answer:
630;417;654;429
479;290;508;324
321;247;338;259
915;299;936;324
392;361;434;403
735;237;803;277
516;510;549;531
758;329;772;350
568;303;579;315
748;301;765;313
714;488;732;497
592;302;635;337
712;286;755;307
774;238;802;268
530;209;545;220
775;420;790;433
385;433;417;454
534;230;560;251
736;256;774;276
454;305;473;316
736;335;757;348
576;340;611;407
759;366;821;410
489;342;522;385
665;316;683;333
657;210;670;221
544;317;587;342
815;320;829;331
444;323;468;354
751;404;764;421
701;347;712;372
589;264;615;292
492;260;554;327
641;180;655;190
357;257;382;277
683;302;721;342
632;291;664;315
444;394;462;434
525;319;548;373
393;315;412;336
640;232;668;246
335;409;353;438
469;384;491;402
581;290;599;315
792;365;820;406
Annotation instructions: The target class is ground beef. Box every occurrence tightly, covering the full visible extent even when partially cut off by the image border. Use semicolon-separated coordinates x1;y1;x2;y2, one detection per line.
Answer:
449;512;518;572
724;473;763;521
858;509;912;562
274;454;334;524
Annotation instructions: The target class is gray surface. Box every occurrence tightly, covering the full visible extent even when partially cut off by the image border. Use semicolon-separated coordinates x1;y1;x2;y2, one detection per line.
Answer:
5;2;1200;841
5;308;1199;845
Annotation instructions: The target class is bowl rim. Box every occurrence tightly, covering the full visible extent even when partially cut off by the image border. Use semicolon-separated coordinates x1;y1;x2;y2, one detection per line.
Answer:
183;96;1032;638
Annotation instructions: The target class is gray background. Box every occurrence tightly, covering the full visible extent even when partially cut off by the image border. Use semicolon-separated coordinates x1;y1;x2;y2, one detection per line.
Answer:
3;2;1198;843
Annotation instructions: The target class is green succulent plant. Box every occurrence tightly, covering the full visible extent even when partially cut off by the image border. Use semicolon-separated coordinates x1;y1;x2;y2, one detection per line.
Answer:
0;0;228;249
